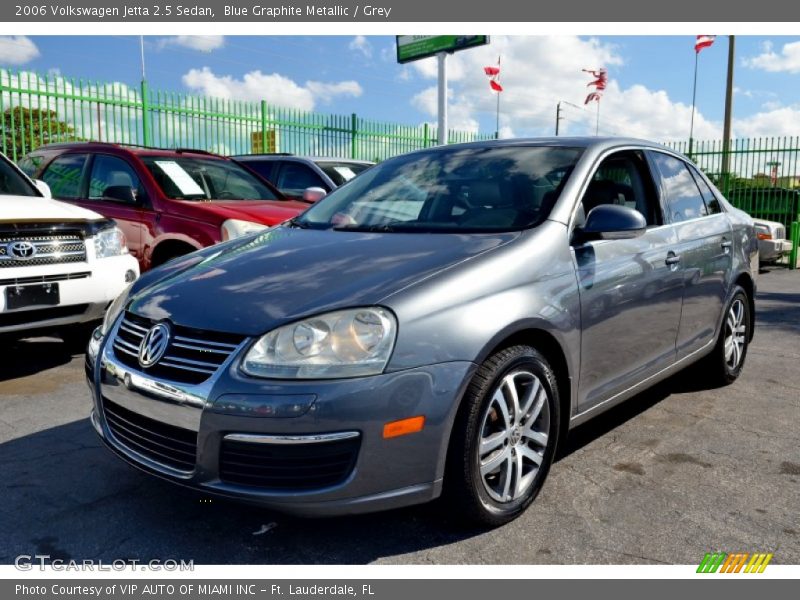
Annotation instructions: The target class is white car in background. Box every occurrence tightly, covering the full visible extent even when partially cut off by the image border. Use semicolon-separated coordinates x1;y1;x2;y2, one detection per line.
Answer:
0;151;139;349
753;218;794;265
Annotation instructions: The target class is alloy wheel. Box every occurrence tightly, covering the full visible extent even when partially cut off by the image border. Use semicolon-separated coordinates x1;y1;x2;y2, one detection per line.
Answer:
477;370;551;503
724;298;747;369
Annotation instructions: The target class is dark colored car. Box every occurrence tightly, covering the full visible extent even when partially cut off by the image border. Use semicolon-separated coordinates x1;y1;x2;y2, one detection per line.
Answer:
19;143;308;271
234;154;373;202
87;138;757;525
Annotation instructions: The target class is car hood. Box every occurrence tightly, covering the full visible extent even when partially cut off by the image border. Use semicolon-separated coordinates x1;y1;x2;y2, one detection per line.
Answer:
128;225;518;336
0;195;103;222
169;199;308;226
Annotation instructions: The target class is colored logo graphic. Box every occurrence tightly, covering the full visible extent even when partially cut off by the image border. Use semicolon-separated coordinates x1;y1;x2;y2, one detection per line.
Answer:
697;552;773;573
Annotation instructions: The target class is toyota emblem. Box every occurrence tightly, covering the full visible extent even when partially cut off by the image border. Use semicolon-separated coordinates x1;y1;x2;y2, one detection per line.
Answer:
8;241;37;260
138;323;171;368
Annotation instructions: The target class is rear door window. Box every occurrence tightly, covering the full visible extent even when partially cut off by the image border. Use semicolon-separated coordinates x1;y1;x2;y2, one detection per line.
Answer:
278;162;327;195
649;152;709;223
41;154;88;199
688;165;722;215
88;155;146;204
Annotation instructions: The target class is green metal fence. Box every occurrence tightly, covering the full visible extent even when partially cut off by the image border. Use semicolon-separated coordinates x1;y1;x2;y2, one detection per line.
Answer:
668;137;800;266
1;68;491;163
2;68;799;264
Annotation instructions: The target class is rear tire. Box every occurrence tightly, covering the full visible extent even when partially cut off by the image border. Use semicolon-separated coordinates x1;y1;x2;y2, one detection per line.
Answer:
702;286;751;386
445;345;560;527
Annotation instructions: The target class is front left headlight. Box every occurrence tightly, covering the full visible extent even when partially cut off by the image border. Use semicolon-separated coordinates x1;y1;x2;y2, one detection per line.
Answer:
221;219;270;241
101;282;133;336
94;226;128;259
242;307;397;379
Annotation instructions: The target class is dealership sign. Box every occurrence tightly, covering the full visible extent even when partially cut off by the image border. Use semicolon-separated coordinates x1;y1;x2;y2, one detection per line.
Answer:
396;35;489;63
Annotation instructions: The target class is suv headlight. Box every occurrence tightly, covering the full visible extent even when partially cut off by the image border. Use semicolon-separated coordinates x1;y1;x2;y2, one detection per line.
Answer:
242;307;397;379
94;226;128;258
221;219;269;241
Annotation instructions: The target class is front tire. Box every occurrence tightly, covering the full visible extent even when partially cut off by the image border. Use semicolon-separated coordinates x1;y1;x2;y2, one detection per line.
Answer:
703;286;751;386
445;345;560;527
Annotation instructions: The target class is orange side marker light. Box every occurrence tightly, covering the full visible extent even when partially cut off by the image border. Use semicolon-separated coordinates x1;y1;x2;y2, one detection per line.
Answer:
383;416;425;439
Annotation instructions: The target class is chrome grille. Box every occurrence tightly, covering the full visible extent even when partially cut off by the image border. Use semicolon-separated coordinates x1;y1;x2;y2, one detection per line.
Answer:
0;234;87;268
102;396;198;472
112;312;245;385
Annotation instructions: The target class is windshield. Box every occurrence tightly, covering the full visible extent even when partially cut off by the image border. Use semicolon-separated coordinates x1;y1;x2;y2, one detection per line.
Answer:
296;146;582;233
316;161;372;186
0;155;39;197
141;156;279;201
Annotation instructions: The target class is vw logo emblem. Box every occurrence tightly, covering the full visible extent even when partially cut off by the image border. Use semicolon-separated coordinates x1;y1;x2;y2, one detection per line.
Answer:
138;323;170;368
8;241;37;260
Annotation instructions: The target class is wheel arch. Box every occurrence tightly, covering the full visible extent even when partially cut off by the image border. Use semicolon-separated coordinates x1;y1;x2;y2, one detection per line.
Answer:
733;270;756;341
148;236;202;268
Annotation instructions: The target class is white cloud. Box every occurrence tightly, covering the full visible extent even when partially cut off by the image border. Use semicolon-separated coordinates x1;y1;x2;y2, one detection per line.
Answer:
0;36;40;65
406;35;725;141
181;67;361;111
305;80;363;104
159;36;225;53
743;40;800;74
349;35;372;59
735;105;800;138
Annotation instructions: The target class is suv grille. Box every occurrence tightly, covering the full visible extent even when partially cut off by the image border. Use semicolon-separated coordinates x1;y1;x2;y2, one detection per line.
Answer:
0;234;87;268
102;396;197;472
219;436;361;490
112;312;245;385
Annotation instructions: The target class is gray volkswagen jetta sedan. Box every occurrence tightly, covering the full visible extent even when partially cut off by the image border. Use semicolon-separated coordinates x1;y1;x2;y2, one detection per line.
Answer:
87;138;758;525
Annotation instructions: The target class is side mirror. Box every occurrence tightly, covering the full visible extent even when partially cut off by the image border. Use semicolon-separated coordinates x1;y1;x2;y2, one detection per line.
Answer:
104;185;137;204
34;179;52;199
302;186;327;203
579;204;646;240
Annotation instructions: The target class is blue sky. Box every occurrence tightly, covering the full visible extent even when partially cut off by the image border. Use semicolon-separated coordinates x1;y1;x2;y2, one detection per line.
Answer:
1;35;799;140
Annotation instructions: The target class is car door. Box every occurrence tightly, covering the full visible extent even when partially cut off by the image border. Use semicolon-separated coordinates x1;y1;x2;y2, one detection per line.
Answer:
648;151;733;359
276;161;328;199
78;154;157;262
572;150;684;412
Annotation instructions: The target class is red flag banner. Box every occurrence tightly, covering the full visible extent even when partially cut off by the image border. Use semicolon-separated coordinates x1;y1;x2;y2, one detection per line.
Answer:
484;57;502;93
583;68;607;103
585;91;602;105
695;35;716;53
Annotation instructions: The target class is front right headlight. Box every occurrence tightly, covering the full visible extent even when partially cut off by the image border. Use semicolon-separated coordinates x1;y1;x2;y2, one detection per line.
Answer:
242;307;397;379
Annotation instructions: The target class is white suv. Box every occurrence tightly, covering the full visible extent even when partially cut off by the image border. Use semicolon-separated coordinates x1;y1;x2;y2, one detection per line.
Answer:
0;151;139;348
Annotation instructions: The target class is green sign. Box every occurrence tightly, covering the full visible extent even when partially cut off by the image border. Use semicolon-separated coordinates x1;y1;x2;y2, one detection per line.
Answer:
396;35;490;64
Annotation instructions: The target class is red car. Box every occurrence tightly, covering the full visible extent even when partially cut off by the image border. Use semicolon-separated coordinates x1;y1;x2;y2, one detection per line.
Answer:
19;143;307;271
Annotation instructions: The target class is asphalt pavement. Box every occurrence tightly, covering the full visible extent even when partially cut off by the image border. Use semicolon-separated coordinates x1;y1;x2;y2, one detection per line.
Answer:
1;268;798;565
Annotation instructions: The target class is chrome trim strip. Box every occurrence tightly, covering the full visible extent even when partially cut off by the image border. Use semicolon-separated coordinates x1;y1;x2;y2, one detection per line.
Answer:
224;431;361;445
173;335;239;349
171;341;230;354
122;319;148;333
158;360;215;374
119;322;146;337
114;337;140;353
162;354;220;369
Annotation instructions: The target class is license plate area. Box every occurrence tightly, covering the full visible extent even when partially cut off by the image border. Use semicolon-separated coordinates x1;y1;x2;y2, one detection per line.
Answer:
5;283;60;310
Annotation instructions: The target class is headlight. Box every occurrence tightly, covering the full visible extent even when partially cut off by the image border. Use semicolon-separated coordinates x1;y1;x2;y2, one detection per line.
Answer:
100;283;133;336
221;219;269;241
242;307;397;379
94;227;128;258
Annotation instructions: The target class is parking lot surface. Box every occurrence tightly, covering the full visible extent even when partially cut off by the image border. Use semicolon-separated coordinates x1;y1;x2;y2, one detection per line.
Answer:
1;269;798;565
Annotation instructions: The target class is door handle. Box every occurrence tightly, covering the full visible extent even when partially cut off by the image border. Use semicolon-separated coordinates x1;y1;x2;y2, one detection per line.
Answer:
721;239;733;250
665;253;681;266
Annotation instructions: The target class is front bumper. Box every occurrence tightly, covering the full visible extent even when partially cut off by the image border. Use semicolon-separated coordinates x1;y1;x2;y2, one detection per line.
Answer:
0;254;139;333
759;239;793;262
87;331;476;516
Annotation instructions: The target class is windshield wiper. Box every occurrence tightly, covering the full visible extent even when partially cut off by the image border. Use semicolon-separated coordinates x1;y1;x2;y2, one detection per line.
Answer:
332;223;404;232
286;217;312;229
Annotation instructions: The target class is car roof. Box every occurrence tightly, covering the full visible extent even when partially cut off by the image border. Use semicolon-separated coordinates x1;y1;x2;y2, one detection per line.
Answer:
233;154;374;165
30;142;229;159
